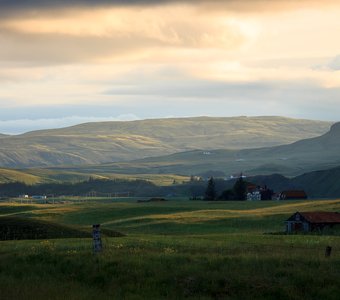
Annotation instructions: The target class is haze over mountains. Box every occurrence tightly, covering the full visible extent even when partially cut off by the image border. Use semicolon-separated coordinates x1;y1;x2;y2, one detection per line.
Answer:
0;116;332;168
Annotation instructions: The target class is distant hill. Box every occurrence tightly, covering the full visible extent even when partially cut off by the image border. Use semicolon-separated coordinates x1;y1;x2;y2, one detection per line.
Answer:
0;168;44;184
0;116;332;168
245;166;340;198
0;166;339;198
226;167;340;198
80;121;340;177
292;166;340;198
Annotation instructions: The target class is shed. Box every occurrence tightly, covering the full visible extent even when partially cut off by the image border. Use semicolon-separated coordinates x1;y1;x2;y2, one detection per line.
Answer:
286;211;340;233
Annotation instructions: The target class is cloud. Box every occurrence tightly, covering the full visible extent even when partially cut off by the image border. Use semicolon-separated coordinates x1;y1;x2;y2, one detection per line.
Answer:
1;77;339;135
1;0;340;66
327;55;340;71
105;80;274;98
0;28;161;64
0;0;338;16
0;0;340;126
0;5;248;65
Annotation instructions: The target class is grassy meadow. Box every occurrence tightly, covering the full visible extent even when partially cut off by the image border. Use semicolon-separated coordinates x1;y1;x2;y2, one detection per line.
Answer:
1;199;340;299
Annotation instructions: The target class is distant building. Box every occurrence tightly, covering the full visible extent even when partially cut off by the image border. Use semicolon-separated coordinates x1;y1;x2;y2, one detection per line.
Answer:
18;195;29;198
32;195;47;200
247;191;261;201
278;190;307;200
247;184;274;201
286;211;340;233
230;173;247;180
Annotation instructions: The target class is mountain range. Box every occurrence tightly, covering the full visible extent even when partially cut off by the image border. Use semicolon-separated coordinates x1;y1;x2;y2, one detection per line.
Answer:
0;116;339;194
64;121;340;177
0;116;332;168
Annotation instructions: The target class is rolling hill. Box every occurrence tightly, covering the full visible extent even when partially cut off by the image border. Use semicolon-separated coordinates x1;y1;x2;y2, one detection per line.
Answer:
234;166;340;198
0;215;124;240
0;116;332;168
292;166;340;198
0;168;44;185
67;121;340;177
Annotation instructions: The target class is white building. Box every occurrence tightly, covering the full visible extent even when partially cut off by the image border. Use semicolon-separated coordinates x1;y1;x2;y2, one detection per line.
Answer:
247;191;261;201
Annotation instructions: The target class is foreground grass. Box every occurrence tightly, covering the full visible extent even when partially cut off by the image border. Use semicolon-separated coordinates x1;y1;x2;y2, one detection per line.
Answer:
1;235;340;300
1;199;340;299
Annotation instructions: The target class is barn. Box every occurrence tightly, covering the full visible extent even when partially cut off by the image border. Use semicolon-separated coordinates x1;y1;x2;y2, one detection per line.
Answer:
286;211;340;233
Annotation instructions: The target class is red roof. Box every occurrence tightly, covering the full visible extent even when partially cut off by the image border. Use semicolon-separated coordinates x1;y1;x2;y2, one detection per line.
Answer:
300;212;340;224
282;190;307;198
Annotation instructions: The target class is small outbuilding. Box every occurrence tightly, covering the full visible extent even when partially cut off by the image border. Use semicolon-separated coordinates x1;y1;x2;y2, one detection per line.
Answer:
286;211;340;233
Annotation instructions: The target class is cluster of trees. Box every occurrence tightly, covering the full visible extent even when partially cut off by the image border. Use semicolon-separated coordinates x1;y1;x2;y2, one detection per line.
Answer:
0;175;271;200
0;178;160;198
204;176;247;201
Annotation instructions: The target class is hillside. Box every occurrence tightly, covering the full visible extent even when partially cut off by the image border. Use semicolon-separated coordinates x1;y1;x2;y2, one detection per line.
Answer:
0;168;44;185
245;168;340;198
0;165;339;198
228;168;340;198
75;121;340;177
292;166;340;198
0;116;332;168
0;216;91;240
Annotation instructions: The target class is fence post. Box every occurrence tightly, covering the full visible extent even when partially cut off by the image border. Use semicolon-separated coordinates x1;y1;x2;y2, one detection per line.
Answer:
92;224;103;253
325;246;332;257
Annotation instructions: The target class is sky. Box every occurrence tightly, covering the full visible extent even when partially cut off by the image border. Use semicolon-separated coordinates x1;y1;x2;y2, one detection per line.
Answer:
1;0;340;134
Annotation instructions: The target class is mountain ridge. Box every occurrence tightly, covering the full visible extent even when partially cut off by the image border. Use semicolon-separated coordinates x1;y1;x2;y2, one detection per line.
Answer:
84;121;340;177
0;116;332;168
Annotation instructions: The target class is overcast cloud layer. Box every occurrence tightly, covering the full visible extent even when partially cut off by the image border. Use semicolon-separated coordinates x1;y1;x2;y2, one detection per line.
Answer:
0;0;340;134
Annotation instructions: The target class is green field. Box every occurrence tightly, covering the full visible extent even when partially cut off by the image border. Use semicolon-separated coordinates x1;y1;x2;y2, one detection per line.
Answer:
1;199;340;299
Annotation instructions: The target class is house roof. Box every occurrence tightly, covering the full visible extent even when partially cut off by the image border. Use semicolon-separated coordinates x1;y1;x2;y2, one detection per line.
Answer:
281;190;307;197
289;212;340;224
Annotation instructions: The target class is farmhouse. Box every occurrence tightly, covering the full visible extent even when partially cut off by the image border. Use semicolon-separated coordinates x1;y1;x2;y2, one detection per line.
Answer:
247;184;274;201
286;211;340;233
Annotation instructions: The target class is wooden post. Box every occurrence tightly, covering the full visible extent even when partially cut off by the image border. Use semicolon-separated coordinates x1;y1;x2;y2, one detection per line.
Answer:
92;224;103;253
325;246;332;257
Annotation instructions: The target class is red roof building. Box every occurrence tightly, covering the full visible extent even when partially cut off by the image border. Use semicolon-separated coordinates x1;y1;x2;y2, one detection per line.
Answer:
286;211;340;233
279;190;307;200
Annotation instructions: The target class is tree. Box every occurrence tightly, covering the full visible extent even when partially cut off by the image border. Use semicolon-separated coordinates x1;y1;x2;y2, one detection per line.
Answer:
189;182;205;200
204;177;216;201
233;175;247;200
218;189;234;200
260;187;274;200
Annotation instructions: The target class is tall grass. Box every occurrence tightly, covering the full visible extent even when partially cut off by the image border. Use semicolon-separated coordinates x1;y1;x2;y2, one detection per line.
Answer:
1;199;340;299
